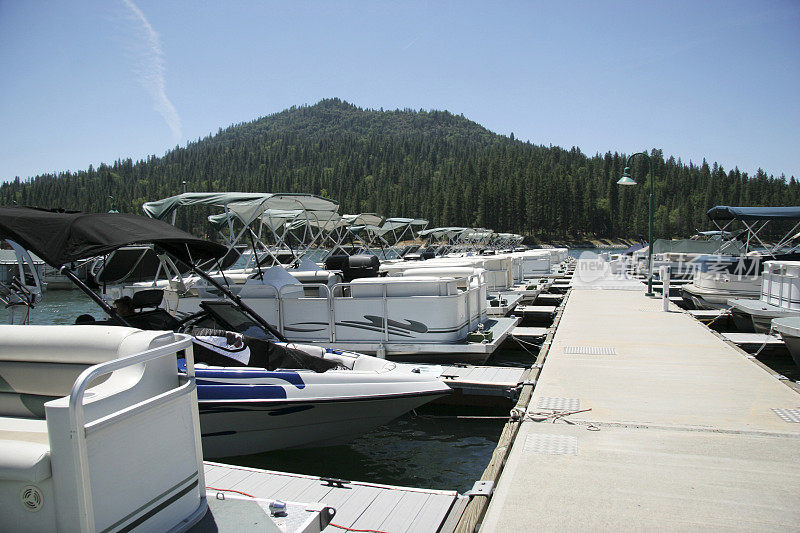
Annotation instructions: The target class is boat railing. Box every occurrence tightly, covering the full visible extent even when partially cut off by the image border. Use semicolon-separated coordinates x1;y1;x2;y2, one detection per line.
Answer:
66;333;204;532
762;261;800;310
269;272;487;342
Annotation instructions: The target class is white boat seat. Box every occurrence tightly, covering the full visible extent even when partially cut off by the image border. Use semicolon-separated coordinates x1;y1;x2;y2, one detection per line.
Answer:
0;438;50;482
0;326;153;419
350;276;459;297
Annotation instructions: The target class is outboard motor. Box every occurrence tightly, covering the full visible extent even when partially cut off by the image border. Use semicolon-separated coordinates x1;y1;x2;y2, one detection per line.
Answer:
325;254;380;282
420;247;436;260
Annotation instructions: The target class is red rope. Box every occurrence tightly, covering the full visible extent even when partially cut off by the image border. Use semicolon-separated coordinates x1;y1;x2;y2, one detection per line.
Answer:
328;524;392;533
206;486;257;498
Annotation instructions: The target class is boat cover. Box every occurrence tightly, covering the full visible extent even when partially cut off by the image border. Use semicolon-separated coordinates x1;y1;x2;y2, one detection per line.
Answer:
621;242;647;255
142;192;338;227
706;206;800;221
341;213;383;227
0;206;227;267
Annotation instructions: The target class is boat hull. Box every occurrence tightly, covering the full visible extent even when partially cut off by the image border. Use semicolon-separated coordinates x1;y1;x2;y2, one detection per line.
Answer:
773;318;800;369
199;391;446;457
681;284;760;310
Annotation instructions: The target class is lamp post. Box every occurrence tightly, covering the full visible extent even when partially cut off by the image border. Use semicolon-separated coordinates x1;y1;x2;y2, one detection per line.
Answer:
617;151;655;296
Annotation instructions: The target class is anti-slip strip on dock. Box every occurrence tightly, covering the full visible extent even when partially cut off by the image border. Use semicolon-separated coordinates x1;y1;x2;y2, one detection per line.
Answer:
563;346;617;355
771;408;800;423
537;397;581;410
523;433;578;455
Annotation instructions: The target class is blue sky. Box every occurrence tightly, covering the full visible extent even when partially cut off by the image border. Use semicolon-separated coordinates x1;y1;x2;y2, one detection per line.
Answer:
1;1;798;182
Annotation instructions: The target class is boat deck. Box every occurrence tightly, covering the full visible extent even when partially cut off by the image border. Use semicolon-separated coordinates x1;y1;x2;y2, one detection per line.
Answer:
509;326;548;342
325;316;520;364
486;291;523;316
481;259;800;531
438;364;528;400
528;293;563;306
721;332;786;352
203;462;463;533
513;305;557;320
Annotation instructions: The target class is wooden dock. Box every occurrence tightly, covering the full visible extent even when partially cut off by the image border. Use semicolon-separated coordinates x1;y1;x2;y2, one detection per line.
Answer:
721;332;786;352
430;364;530;408
509;326;548;342
513;305;557;321
528;293;563;306
203;462;463;532
474;259;800;531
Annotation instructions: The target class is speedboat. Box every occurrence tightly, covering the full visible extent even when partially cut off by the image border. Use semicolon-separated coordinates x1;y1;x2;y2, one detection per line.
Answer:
188;327;449;457
728;260;800;332
0;206;451;458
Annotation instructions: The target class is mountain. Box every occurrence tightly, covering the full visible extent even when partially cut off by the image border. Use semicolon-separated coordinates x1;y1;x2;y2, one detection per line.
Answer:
1;98;798;240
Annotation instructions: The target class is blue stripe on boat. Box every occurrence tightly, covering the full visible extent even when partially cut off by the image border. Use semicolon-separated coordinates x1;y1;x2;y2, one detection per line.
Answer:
196;384;288;400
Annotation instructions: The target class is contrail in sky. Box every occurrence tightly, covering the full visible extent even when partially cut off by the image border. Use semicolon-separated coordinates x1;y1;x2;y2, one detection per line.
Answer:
121;0;182;140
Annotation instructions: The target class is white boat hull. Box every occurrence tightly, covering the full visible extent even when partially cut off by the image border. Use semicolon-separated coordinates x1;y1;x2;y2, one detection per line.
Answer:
199;391;445;457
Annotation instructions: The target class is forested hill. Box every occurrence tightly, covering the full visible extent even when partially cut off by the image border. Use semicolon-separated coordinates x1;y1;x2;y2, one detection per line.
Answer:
1;98;798;240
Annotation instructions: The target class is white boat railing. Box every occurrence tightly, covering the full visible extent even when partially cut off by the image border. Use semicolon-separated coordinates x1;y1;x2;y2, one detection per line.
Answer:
241;272;487;343
762;261;800;310
66;333;202;532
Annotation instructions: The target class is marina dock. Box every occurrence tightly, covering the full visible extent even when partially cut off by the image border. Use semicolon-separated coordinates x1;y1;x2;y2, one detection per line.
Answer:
476;259;800;531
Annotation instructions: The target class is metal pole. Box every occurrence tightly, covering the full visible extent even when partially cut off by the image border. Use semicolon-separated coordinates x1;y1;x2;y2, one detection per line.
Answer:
188;263;288;342
60;266;133;327
646;155;655;296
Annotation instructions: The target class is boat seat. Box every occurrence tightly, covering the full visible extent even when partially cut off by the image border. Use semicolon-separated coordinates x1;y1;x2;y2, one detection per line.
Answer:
0;326;200;533
0;438;50;482
131;288;164;310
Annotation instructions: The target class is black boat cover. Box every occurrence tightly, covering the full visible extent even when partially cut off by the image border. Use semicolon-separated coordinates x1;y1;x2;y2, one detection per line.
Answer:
0;206;227;267
706;205;800;221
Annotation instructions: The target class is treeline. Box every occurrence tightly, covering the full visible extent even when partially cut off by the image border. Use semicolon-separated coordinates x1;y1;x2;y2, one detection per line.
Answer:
2;98;798;241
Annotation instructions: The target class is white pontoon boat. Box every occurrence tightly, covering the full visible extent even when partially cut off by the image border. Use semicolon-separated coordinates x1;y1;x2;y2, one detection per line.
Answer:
681;206;800;310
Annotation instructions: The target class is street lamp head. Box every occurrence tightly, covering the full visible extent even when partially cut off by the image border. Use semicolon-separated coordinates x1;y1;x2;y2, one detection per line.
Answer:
616;167;637;186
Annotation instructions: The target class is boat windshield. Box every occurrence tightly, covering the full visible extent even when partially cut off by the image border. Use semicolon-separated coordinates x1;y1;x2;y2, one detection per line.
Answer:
197;300;277;340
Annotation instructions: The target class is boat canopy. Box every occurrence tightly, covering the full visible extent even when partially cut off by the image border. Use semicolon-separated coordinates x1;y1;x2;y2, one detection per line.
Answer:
341;213;383;227
418;227;469;239
369;218;428;236
142;192;338;227
706;206;800;221
651;238;743;256
0;206;226;267
207;208;304;231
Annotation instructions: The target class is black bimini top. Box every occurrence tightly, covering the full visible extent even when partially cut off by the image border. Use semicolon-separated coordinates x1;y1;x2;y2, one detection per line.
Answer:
706;205;800;221
0;206;227;267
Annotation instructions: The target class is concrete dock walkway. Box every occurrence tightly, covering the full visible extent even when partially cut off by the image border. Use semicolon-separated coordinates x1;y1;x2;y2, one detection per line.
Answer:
481;259;800;531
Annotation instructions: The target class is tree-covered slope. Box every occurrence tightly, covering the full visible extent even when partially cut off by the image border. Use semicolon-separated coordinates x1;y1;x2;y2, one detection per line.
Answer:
2;98;798;240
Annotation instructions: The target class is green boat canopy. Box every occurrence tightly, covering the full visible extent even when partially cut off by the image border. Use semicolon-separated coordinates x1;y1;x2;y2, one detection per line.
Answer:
142;192;339;227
